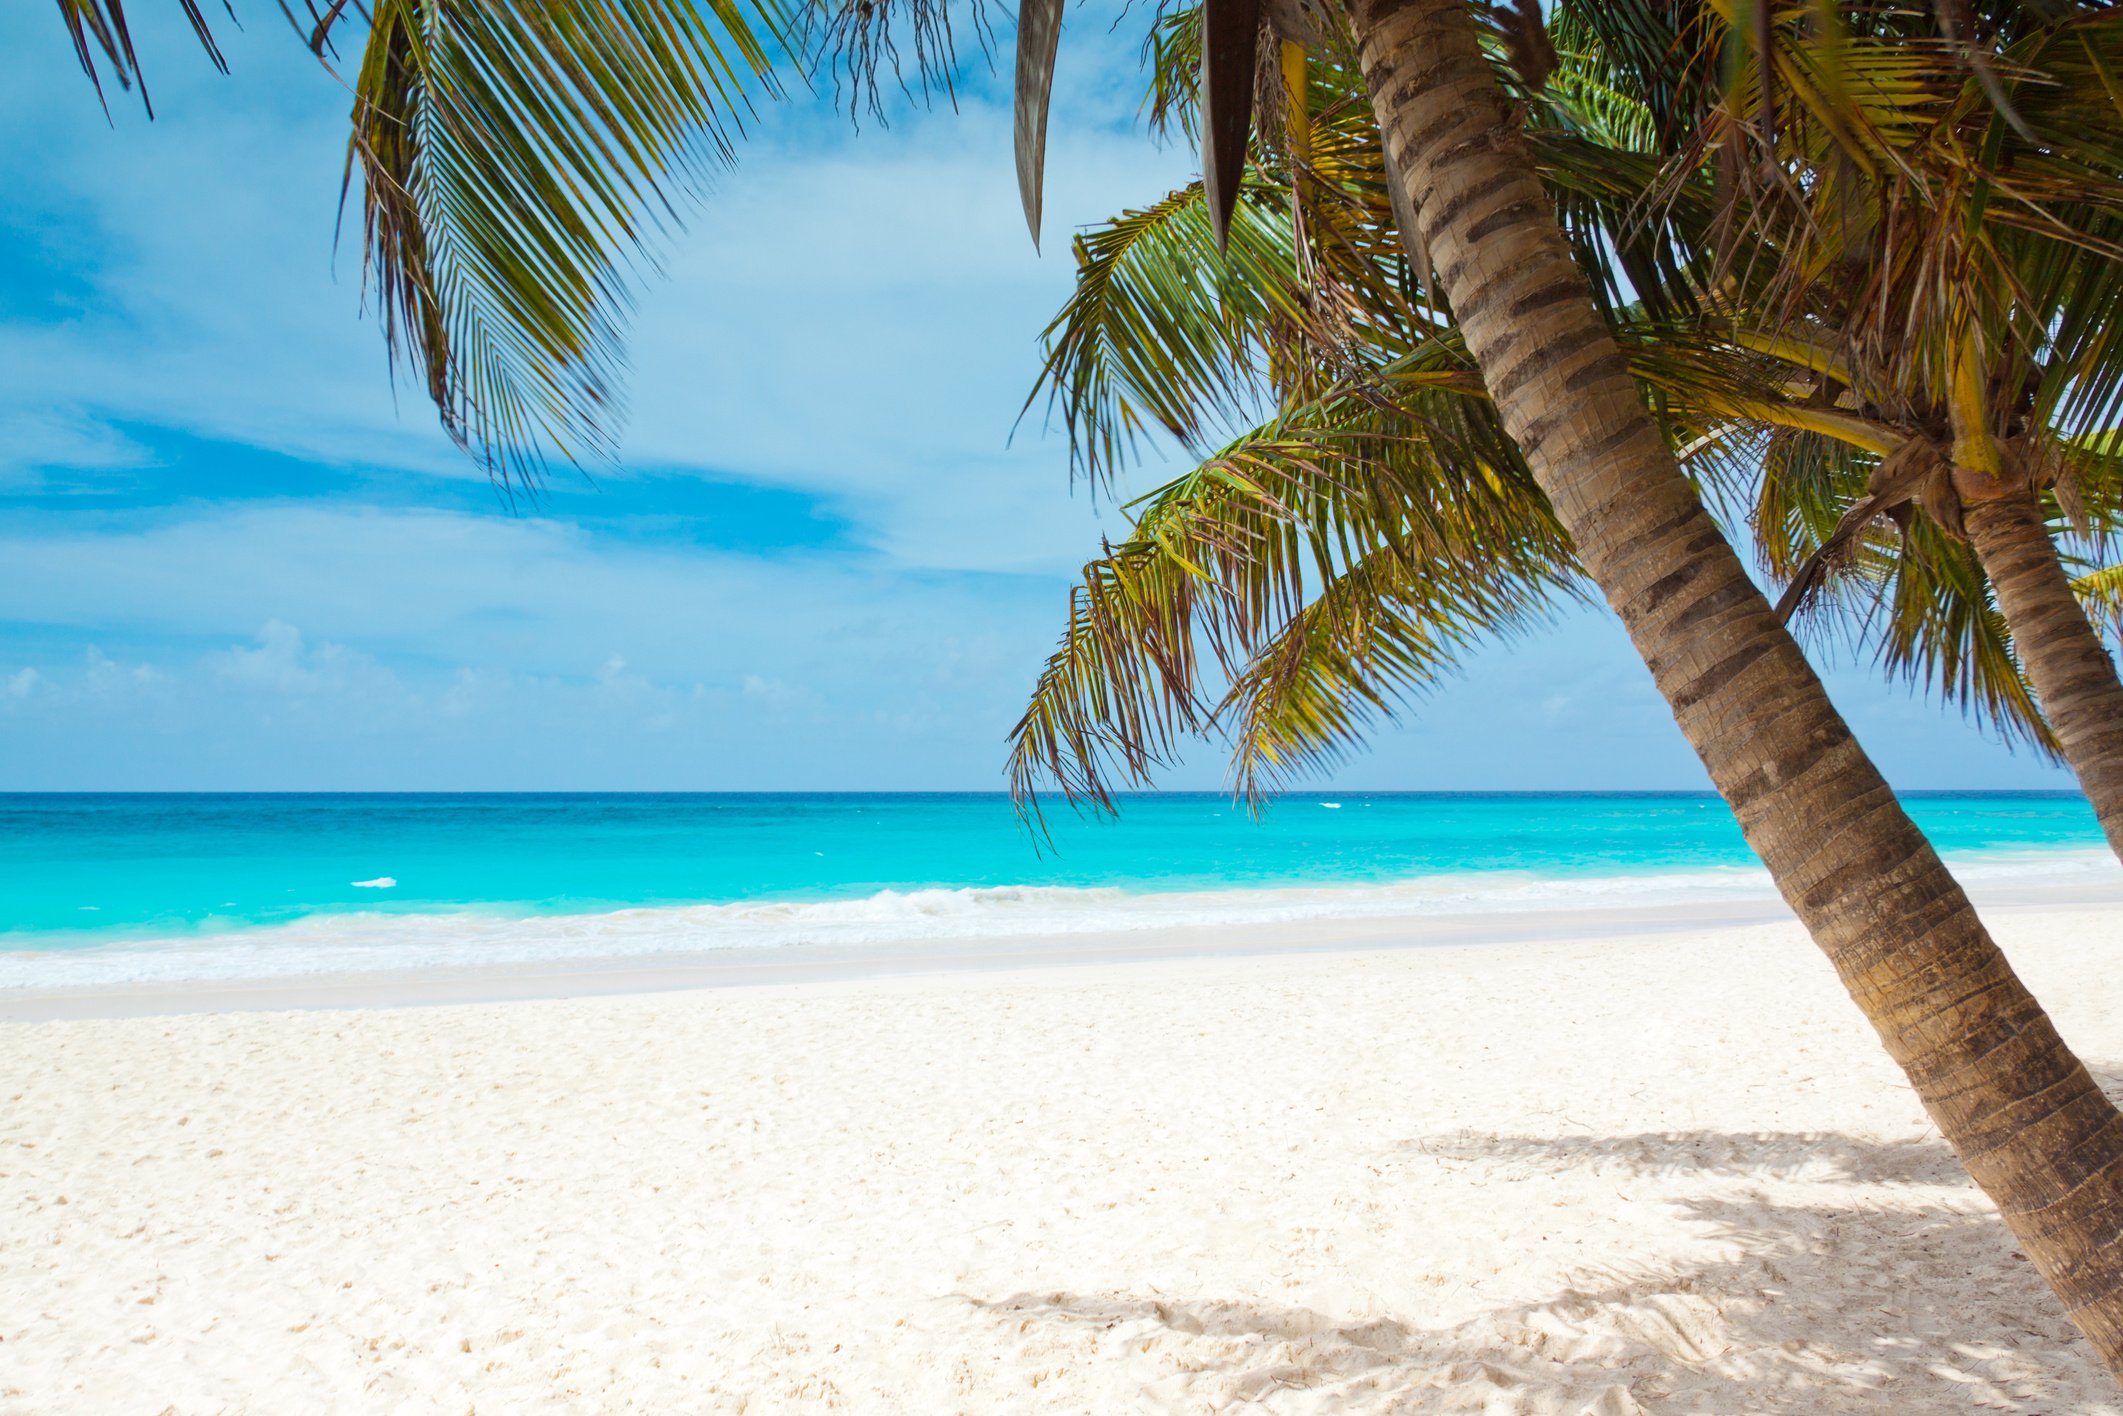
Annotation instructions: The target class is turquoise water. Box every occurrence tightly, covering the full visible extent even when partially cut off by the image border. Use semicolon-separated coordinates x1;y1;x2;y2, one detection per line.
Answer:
0;792;2110;984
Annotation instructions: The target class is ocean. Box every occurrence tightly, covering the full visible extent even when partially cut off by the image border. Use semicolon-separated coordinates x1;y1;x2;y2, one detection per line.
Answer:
1;791;2112;986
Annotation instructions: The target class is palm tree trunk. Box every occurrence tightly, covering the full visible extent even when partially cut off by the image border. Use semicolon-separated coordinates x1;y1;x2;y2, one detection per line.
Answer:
1963;490;2123;860
1344;0;2123;1375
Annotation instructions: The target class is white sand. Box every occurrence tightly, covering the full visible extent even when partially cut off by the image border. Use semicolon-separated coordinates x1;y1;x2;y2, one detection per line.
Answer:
4;906;2121;1413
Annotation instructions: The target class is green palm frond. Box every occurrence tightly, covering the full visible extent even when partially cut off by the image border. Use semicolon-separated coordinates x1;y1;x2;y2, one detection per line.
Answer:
1024;178;1315;483
1873;520;2061;758
1026;39;1460;483
61;1;792;487
1214;530;1573;802
346;0;790;487
2075;563;2123;639
1009;355;1583;811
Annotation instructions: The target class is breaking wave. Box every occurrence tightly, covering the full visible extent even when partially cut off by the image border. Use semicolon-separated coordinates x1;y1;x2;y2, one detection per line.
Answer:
3;843;2111;989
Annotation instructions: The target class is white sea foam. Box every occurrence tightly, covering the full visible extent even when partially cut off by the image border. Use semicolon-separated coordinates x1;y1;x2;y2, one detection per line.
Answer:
3;845;2114;990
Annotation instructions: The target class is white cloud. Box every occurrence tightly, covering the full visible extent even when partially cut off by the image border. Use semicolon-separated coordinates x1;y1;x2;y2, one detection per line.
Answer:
0;501;1080;786
742;674;795;703
0;502;1059;685
83;646;167;692
0;410;153;483
211;620;384;695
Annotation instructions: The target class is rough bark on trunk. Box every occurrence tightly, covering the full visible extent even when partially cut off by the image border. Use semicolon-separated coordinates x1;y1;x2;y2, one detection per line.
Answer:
1964;490;2123;861
1344;0;2123;1375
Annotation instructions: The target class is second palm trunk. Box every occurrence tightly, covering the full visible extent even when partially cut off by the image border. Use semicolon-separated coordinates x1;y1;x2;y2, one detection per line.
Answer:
1961;489;2123;861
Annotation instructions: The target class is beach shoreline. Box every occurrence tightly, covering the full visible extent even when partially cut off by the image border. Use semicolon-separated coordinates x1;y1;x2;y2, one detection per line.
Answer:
7;872;2120;1023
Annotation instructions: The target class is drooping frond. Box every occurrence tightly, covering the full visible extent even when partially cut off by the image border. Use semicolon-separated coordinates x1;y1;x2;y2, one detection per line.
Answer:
1024;179;1312;483
346;0;791;490
1872;519;2062;758
1013;0;1065;244
1198;0;1263;248
58;1;793;488
1009;350;1583;811
1735;422;2075;755
807;0;993;119
1214;530;1571;801
56;0;226;116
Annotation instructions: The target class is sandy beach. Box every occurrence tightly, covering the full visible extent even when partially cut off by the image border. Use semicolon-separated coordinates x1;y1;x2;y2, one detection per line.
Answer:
5;904;2122;1413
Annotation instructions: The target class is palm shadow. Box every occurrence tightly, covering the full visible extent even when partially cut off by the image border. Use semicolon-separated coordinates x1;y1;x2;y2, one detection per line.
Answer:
961;1113;2120;1413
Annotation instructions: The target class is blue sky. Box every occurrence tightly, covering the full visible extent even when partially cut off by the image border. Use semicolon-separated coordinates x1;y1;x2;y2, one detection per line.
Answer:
0;3;2075;791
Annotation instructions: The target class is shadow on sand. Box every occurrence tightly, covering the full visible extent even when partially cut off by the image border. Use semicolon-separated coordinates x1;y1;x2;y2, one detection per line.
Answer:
965;1115;2119;1414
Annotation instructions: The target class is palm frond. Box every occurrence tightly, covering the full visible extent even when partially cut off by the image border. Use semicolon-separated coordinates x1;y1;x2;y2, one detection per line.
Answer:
58;0;792;486
1013;0;1065;245
1872;519;2063;757
806;0;992;119
345;0;790;489
2074;562;2123;639
1214;530;1571;802
1023;176;1326;482
1009;358;1582;811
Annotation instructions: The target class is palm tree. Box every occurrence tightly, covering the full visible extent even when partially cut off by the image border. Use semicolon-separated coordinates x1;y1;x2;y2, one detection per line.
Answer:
1636;2;2123;861
1029;4;2123;815
1319;2;2123;1367
1011;20;2114;793
1011;0;2123;1371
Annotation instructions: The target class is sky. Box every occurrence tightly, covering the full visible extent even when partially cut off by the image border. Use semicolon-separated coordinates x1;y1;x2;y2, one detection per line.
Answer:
0;3;2078;792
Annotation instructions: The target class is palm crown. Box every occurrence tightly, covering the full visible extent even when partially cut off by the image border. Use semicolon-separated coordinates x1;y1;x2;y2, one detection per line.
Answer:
1008;0;2123;811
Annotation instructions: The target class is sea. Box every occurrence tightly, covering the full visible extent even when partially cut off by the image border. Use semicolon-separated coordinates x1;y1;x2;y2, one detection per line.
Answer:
1;791;2113;988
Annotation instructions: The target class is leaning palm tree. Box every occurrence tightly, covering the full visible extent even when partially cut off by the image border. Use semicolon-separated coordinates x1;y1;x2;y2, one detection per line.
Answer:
55;0;2123;1375
1010;0;2123;1372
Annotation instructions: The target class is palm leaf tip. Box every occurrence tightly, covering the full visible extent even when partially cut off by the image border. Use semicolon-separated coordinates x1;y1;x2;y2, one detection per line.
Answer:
1013;0;1066;248
58;0;232;116
57;0;145;115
